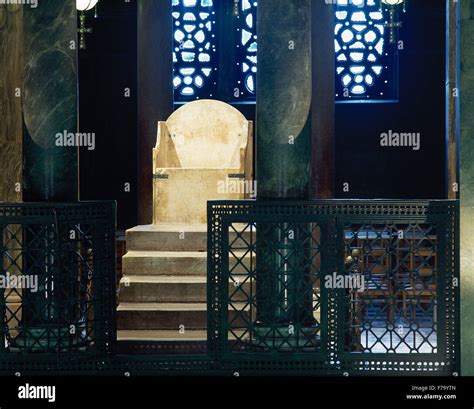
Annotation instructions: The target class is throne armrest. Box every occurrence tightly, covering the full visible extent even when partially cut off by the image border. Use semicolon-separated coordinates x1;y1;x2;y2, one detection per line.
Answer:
238;121;254;180
153;121;180;169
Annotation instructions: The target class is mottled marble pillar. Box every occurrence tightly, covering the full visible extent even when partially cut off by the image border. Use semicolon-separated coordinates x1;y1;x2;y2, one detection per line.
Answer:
22;0;78;202
460;0;474;376
19;0;78;350
254;0;317;350
256;0;312;199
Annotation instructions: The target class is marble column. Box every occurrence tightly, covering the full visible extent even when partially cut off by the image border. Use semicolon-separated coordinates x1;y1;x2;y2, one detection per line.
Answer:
254;0;317;349
460;0;474;376
22;0;78;202
256;0;312;199
18;0;78;350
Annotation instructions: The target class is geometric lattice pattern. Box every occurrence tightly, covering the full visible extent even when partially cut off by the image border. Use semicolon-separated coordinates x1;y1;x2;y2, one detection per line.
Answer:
234;0;258;98
172;0;217;100
344;223;438;354
0;200;458;375
335;0;399;101
0;203;116;359
208;200;459;375
173;0;400;103
172;0;258;102
226;222;321;353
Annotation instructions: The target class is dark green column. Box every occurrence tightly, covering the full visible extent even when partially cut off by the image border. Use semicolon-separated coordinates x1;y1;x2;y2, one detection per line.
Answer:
254;0;316;350
15;0;79;351
22;0;78;202
256;0;312;199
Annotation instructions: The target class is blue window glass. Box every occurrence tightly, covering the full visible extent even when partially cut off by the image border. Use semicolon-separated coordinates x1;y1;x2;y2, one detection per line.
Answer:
335;0;399;102
173;0;258;103
172;0;399;103
172;0;217;101
234;0;258;99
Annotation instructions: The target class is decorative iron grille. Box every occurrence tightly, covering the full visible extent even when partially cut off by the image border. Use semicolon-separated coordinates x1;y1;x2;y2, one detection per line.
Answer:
208;200;459;375
0;200;459;376
0;202;116;372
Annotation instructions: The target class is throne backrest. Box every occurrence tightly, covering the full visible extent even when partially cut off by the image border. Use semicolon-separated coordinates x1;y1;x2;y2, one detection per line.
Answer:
155;100;251;169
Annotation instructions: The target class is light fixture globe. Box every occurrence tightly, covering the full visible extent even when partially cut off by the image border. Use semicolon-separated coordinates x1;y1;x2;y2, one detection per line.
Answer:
76;0;98;12
381;0;403;5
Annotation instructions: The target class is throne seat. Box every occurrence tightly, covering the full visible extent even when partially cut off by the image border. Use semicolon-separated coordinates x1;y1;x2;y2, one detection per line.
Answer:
153;99;254;225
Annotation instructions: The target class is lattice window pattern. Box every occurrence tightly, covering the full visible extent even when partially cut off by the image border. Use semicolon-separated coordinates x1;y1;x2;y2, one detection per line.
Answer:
335;0;398;101
172;0;217;100
235;0;258;98
172;0;399;102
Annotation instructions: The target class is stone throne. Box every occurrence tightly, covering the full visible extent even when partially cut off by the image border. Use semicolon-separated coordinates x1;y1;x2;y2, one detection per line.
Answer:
117;100;253;350
153;99;254;224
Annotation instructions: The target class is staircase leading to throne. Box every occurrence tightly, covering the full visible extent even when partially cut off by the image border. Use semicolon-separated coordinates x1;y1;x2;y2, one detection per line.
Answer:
117;223;251;354
117;224;209;354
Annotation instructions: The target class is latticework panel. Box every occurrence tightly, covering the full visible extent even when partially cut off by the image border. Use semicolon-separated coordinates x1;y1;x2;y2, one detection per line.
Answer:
226;222;323;353
0;203;116;371
208;200;459;375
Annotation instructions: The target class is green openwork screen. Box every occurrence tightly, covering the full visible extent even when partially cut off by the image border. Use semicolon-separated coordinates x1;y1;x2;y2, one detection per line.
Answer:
0;203;116;370
0;200;459;376
208;200;459;375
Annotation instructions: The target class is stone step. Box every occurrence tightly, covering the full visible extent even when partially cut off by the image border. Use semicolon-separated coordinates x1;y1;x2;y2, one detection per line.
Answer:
117;329;207;342
122;251;207;276
126;223;253;252
117;329;244;341
122;250;254;276
119;276;207;303
126;224;208;252
118;275;252;303
116;302;249;330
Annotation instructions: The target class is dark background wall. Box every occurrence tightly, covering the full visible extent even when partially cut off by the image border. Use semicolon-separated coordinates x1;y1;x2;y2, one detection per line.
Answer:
78;0;447;229
336;0;447;199
79;0;137;229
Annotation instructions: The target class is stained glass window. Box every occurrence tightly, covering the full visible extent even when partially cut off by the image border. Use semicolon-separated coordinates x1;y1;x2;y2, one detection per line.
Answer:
335;0;399;101
172;0;217;100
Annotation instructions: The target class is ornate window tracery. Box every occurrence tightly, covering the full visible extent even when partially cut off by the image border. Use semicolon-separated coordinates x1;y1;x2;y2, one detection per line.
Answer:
172;0;217;100
172;0;399;103
335;0;399;101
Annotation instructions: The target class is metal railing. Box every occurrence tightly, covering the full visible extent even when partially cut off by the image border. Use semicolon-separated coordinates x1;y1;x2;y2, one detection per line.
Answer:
0;202;116;373
207;200;459;375
0;200;459;375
